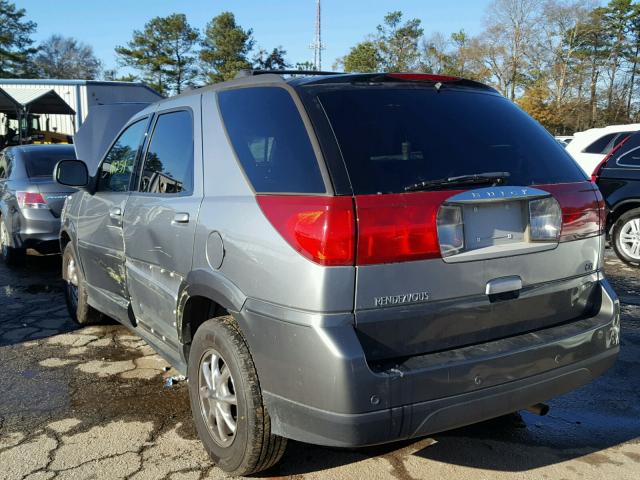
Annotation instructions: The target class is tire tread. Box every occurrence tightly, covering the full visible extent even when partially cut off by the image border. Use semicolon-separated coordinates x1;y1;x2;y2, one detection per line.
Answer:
190;315;287;476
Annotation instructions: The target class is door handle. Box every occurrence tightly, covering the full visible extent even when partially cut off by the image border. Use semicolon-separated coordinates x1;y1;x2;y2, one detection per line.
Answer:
109;207;123;220
172;212;190;224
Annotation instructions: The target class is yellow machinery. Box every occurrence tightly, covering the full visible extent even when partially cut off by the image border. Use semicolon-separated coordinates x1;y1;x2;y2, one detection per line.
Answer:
2;113;72;145
0;87;75;147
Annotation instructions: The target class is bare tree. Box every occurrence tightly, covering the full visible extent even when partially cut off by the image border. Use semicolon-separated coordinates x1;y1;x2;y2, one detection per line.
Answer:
483;0;544;100
34;34;102;79
420;32;450;74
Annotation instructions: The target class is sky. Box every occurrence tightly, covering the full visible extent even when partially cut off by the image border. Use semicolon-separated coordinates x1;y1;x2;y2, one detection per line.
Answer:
19;0;493;72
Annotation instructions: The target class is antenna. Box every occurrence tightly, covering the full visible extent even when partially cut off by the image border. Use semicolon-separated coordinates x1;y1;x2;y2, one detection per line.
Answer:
309;0;325;70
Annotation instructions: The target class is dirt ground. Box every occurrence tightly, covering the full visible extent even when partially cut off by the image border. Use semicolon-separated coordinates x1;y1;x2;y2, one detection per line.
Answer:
0;251;639;480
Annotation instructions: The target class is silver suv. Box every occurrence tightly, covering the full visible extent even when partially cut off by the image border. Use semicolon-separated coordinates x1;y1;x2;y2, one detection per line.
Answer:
54;72;620;476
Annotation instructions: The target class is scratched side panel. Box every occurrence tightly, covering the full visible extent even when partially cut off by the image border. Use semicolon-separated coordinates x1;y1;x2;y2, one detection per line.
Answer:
123;94;204;345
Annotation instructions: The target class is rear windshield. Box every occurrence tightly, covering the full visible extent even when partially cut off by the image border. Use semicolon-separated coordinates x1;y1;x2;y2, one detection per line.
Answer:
218;87;326;193
315;87;586;194
23;147;76;178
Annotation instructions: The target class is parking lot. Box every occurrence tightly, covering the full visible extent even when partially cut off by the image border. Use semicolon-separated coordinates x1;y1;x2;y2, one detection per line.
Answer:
0;251;638;480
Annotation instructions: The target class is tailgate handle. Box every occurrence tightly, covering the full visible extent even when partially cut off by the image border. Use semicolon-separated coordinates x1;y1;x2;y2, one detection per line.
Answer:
485;276;522;296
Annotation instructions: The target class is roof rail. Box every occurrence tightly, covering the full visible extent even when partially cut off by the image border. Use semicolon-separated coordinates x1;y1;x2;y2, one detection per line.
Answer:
235;69;342;78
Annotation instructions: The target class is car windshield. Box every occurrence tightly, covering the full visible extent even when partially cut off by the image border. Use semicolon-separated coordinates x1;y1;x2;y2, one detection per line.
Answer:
23;147;76;178
315;86;586;194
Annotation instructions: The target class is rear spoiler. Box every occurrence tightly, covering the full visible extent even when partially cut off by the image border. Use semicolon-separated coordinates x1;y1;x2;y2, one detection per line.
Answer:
73;103;152;174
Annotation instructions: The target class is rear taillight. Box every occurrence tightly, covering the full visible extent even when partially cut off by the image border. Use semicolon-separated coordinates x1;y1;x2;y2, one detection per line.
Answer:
256;195;355;266
538;183;602;241
594;188;607;233
356;191;455;265
16;191;48;209
258;183;604;267
591;135;631;182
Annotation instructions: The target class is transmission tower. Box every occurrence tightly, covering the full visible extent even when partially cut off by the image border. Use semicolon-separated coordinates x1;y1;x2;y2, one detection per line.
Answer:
310;0;325;70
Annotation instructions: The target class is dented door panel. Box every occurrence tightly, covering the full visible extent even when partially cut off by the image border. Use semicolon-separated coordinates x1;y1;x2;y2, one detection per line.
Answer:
123;96;203;344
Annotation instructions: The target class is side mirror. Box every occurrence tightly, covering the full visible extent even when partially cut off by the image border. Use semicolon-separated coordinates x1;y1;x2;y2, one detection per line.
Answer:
54;160;89;187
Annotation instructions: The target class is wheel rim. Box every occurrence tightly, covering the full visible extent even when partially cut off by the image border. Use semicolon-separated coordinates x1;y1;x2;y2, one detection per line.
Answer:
618;217;640;260
198;348;238;447
66;257;79;311
0;222;9;257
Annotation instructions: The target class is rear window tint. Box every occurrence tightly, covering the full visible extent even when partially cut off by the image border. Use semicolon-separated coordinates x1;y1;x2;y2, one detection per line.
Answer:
218;87;326;193
316;87;586;194
23;147;76;178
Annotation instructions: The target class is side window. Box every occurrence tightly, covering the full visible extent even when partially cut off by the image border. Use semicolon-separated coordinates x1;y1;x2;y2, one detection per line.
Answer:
603;132;632;155
583;133;619;154
139;111;193;194
97;119;147;192
0;154;6;179
218;87;326;193
616;146;640;168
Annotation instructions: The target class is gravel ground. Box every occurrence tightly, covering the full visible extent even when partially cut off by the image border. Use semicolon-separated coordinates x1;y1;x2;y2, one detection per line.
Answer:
0;251;638;480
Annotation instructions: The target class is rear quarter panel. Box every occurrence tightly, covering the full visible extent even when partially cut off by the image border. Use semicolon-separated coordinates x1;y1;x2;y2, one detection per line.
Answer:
192;91;355;314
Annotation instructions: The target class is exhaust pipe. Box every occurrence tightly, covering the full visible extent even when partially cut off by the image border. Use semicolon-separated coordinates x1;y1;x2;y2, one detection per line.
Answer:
526;403;549;416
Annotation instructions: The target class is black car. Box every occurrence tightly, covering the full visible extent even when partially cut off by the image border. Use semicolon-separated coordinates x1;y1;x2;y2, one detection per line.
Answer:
594;131;640;266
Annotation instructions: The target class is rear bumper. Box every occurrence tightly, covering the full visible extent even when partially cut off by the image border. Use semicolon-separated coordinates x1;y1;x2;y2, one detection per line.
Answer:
263;349;616;447
237;277;620;447
10;210;61;253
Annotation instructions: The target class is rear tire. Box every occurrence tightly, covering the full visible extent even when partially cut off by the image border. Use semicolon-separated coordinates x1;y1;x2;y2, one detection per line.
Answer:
62;243;102;325
0;217;25;267
612;208;640;267
188;316;287;476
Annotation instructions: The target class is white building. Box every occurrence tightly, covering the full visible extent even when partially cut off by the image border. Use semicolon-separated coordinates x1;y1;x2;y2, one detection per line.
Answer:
0;79;162;136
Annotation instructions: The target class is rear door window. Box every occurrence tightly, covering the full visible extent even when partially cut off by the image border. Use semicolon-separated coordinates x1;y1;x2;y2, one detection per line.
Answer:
604;133;640;168
315;86;586;194
97;119;147;192
617;147;640;167
139;110;194;194
583;132;634;154
218;87;326;193
605;132;633;155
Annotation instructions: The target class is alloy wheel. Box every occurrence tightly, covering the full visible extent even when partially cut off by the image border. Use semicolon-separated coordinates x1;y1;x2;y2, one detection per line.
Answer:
619;217;640;260
198;348;238;447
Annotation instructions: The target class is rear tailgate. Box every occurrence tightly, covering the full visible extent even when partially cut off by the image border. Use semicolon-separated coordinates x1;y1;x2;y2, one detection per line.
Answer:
353;183;603;361
301;78;603;361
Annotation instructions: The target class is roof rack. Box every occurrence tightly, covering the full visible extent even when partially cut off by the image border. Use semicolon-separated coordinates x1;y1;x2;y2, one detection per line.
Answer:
235;69;342;78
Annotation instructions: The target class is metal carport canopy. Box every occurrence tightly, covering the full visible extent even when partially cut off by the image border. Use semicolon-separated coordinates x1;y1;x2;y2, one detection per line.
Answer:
0;88;21;113
0;86;75;115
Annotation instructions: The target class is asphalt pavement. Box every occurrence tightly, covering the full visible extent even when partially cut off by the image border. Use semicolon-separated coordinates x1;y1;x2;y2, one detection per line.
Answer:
0;251;639;480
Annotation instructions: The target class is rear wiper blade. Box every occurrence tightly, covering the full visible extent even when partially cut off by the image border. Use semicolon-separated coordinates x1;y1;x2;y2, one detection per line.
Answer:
404;172;511;192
